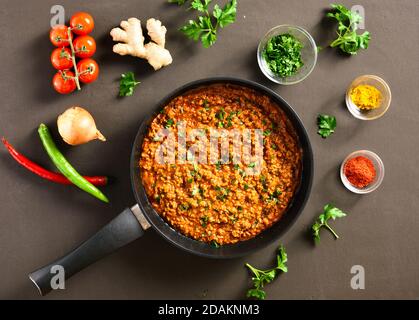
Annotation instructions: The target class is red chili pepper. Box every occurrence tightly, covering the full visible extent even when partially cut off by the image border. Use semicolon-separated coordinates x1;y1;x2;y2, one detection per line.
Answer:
2;137;108;186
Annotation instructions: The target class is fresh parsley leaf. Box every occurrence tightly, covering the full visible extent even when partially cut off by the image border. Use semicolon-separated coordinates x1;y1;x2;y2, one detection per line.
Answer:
317;114;336;138
311;204;347;243
191;0;211;12
246;288;266;300
245;245;288;300
327;3;371;55
213;0;237;28
119;72;140;97
176;0;237;47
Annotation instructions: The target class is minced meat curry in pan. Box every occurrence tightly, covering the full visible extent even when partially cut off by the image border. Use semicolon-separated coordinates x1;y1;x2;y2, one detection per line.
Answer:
140;84;302;245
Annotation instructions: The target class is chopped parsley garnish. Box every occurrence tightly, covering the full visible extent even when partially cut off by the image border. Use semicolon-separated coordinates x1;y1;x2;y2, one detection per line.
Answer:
154;194;161;203
200;215;209;227
203;99;210;110
165;118;175;128
238;169;247;177
260;175;268;192
263;129;272;136
179;203;190;211
215;108;225;120
248;162;256;168
267;189;282;203
210;240;220;248
225;111;238;128
215;186;230;201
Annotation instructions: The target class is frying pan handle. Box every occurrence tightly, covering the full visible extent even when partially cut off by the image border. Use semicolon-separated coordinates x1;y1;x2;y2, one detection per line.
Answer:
28;205;150;296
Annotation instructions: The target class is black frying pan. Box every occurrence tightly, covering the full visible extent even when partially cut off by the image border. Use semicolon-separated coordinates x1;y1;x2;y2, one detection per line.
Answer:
29;77;313;295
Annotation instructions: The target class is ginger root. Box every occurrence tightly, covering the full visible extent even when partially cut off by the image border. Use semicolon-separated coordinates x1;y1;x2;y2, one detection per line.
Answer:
110;18;172;71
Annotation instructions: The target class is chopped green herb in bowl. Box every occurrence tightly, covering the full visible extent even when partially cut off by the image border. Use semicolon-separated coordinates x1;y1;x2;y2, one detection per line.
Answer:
263;33;304;78
257;25;317;85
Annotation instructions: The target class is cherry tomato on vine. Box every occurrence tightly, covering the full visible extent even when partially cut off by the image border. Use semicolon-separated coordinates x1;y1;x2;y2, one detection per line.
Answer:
49;25;73;47
50;47;73;70
77;59;99;84
52;71;76;94
70;12;95;35
73;36;96;59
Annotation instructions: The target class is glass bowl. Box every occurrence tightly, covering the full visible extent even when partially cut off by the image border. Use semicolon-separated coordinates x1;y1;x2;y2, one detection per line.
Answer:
345;75;392;120
257;25;317;85
340;150;384;194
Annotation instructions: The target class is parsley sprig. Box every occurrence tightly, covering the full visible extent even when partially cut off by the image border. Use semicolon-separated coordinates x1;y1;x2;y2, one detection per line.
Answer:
311;204;347;243
327;4;371;55
170;0;237;48
317;114;336;138
245;245;288;300
119;72;140;97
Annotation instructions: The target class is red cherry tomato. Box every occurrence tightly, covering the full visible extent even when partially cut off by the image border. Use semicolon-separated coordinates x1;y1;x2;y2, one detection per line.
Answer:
73;36;96;58
52;71;76;94
77;59;99;84
49;25;72;47
70;12;94;35
50;47;73;70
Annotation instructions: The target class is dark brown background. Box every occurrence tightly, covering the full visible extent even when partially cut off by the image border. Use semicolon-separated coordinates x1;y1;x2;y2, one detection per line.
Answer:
0;0;418;299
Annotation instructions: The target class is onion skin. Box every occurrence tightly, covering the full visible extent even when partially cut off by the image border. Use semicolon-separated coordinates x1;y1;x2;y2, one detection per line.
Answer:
57;106;106;146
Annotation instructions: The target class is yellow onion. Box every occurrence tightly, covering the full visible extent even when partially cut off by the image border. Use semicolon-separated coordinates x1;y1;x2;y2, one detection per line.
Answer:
57;106;106;145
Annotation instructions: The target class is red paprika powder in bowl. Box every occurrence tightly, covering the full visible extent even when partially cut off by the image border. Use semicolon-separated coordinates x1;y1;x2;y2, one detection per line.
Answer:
340;150;384;194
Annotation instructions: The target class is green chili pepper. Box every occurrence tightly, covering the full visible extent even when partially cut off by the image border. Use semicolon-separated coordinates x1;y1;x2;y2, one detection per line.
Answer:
38;124;109;203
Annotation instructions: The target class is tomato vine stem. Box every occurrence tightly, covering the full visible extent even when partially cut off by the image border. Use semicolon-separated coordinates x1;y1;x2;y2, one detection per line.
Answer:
67;27;81;90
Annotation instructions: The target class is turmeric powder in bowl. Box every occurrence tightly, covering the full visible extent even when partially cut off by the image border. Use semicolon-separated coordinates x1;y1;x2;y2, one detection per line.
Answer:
345;75;391;120
350;84;382;110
